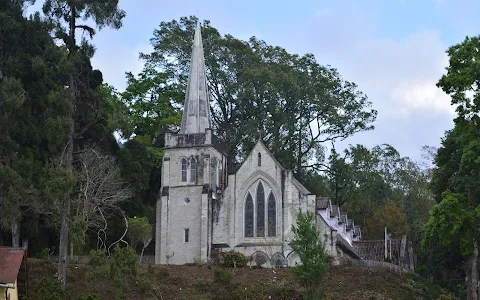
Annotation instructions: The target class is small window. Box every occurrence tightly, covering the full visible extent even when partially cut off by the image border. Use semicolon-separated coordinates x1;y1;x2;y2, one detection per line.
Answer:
184;229;189;242
258;152;261;167
218;162;223;187
181;158;187;182
190;157;197;182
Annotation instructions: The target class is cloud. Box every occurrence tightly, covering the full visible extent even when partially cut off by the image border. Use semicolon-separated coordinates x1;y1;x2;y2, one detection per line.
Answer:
300;20;455;159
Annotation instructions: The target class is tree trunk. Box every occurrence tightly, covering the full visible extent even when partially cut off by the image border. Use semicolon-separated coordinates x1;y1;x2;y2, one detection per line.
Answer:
57;70;75;289
468;239;479;300
11;218;19;248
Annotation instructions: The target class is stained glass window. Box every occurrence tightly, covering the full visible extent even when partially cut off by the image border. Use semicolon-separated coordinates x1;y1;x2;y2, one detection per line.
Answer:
245;193;254;237
256;182;265;237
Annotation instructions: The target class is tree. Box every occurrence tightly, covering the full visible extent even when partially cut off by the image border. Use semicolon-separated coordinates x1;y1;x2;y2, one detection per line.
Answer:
423;191;480;299
136;16;377;175
289;211;328;300
71;147;131;255
42;0;126;288
0;0;69;248
425;34;480;299
126;216;152;263
363;198;409;240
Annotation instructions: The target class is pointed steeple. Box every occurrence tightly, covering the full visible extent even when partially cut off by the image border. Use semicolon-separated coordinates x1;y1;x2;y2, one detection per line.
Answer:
180;21;212;134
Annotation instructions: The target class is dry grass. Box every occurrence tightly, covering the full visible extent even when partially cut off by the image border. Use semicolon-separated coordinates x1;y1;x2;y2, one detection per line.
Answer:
26;259;449;300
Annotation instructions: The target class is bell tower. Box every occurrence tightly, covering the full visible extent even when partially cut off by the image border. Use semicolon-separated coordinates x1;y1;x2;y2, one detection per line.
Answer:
155;22;227;265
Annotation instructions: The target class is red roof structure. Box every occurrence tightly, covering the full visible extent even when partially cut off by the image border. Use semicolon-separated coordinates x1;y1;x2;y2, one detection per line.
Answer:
0;247;26;283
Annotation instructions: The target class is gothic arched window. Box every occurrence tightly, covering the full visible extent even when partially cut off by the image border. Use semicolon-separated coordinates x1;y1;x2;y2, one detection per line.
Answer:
245;193;254;237
267;192;276;237
181;158;187;182
256;182;265;237
258;152;262;167
190;157;197;182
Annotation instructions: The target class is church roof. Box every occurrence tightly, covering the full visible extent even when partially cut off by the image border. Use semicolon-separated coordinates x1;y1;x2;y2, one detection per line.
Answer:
179;21;212;134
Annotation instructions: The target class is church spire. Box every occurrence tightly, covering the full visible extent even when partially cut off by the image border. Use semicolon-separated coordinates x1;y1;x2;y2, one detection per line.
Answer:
179;21;212;134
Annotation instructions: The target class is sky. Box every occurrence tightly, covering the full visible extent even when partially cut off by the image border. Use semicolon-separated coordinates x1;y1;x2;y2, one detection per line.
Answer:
26;0;480;162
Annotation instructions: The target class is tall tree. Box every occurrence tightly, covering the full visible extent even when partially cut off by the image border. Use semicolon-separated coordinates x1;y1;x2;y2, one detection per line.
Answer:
42;0;126;288
136;16;377;175
0;0;69;248
426;35;480;299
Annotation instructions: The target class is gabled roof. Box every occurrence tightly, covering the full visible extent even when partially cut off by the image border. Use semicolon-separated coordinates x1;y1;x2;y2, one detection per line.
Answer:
0;247;26;283
238;139;313;195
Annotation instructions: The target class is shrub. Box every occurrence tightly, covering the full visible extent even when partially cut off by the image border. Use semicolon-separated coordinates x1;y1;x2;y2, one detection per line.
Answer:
27;277;69;300
213;268;234;285
88;249;108;267
109;244;139;282
219;250;248;268
289;211;328;300
77;293;101;300
39;248;50;259
415;265;428;278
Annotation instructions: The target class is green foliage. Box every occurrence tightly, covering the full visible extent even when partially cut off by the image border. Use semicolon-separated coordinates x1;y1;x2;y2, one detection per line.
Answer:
423;191;480;257
289;211;328;300
217;250;249;268
136;16;376;175
437;35;480;119
126;216;152;250
28;277;70;300
76;293;101;300
88;249;108;267
109;244;139;282
213;268;234;285
363;199;409;239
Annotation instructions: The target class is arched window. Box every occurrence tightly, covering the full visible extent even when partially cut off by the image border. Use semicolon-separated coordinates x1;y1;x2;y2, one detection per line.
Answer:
256;182;265;237
267;192;276;237
245;193;254;237
190;157;197;182
181;158;187;182
258;152;261;167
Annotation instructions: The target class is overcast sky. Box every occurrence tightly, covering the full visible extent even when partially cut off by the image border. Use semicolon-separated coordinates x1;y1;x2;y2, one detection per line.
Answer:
27;0;480;162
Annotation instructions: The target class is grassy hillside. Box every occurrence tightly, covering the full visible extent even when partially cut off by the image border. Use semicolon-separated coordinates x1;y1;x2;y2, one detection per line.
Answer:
26;259;451;300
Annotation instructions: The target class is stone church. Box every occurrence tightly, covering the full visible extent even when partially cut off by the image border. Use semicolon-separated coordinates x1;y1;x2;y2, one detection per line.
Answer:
154;22;364;267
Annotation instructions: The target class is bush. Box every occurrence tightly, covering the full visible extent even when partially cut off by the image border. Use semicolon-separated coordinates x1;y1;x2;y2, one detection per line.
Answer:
109;244;139;282
77;293;101;300
289;211;328;300
415;265;428;278
218;250;248;268
213;268;234;285
39;248;50;259
88;249;107;267
27;277;69;300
